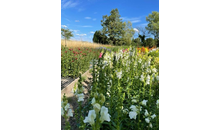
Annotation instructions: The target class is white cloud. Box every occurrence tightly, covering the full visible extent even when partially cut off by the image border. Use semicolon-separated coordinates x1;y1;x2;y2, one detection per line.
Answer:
62;1;79;9
90;31;95;34
121;16;141;23
76;34;87;36
93;18;96;21
75;20;80;22
72;30;80;33
131;20;141;23
61;25;67;28
85;17;91;19
82;25;92;27
133;28;139;32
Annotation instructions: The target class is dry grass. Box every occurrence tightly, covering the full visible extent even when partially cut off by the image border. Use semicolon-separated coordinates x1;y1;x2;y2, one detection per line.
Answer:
61;39;112;48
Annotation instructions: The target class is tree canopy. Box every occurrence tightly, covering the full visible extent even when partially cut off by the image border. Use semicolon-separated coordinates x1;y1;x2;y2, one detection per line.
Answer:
145;11;159;41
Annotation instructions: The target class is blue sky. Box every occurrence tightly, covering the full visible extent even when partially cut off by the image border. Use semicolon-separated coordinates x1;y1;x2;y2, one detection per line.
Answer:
61;0;159;42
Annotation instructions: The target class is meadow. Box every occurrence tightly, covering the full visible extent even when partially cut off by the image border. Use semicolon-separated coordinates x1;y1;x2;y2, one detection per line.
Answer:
61;40;112;48
61;42;159;130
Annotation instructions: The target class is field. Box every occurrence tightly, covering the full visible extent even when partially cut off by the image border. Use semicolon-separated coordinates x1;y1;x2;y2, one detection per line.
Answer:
61;39;112;48
61;44;159;130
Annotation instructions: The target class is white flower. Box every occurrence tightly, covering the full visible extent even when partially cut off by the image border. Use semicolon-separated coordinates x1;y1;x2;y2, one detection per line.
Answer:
151;114;156;119
61;107;64;116
67;109;73;117
77;93;84;102
131;99;137;103
93;103;101;112
130;105;138;112
91;98;96;106
139;106;142;112
152;73;155;81
116;71;122;79
129;111;137;119
100;106;111;123
156;99;159;107
64;103;70;111
83;110;96;125
149;123;153;128
146;75;150;85
138;59;142;63
145;118;150;123
147;68;151;73
144;109;149;116
140;74;144;81
152;68;157;73
148;61;151;66
156;76;159;81
107;92;110;97
141;100;148;106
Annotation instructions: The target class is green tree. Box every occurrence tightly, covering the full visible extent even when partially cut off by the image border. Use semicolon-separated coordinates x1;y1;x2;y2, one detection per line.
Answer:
93;30;108;44
131;37;141;46
122;21;135;45
61;27;74;47
146;38;155;48
101;8;125;45
145;11;159;46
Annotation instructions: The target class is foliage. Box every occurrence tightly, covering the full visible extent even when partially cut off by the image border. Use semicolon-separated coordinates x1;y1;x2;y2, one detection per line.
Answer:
145;11;159;41
101;8;126;45
121;21;135;45
131;38;142;47
93;30;108;44
61;28;74;40
146;38;155;48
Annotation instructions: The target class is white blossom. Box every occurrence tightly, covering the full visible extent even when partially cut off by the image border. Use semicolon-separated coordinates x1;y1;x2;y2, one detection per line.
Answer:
144;109;149;116
141;100;148;106
116;70;122;79
146;75;150;85
64;103;70;111
83;110;96;125
145;118;150;123
100;106;111;123
140;74;144;81
67;109;73;117
77;93;84;102
93;103;101;112
149;123;153;128
130;105;138;112
131;99;137;103
151;114;156;119
156;76;159;81
152;68;157;73
129;111;137;119
61;107;64;116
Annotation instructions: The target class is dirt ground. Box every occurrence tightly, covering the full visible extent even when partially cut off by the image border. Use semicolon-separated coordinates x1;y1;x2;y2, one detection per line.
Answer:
61;72;93;130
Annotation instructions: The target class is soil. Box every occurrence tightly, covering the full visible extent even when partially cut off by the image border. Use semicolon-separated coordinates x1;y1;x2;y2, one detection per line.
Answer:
61;72;93;130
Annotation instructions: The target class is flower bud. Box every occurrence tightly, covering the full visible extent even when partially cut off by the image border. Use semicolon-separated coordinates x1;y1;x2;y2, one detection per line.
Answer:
100;94;105;104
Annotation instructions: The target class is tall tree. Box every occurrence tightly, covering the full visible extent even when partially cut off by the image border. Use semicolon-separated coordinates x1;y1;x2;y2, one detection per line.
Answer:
145;11;159;46
101;8;125;45
122;21;135;45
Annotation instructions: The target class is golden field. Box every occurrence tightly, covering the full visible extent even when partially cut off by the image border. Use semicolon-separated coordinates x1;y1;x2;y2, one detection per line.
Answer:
61;39;112;48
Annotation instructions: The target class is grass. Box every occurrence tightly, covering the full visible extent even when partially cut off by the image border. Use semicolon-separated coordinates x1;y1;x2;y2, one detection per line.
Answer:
61;39;113;48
